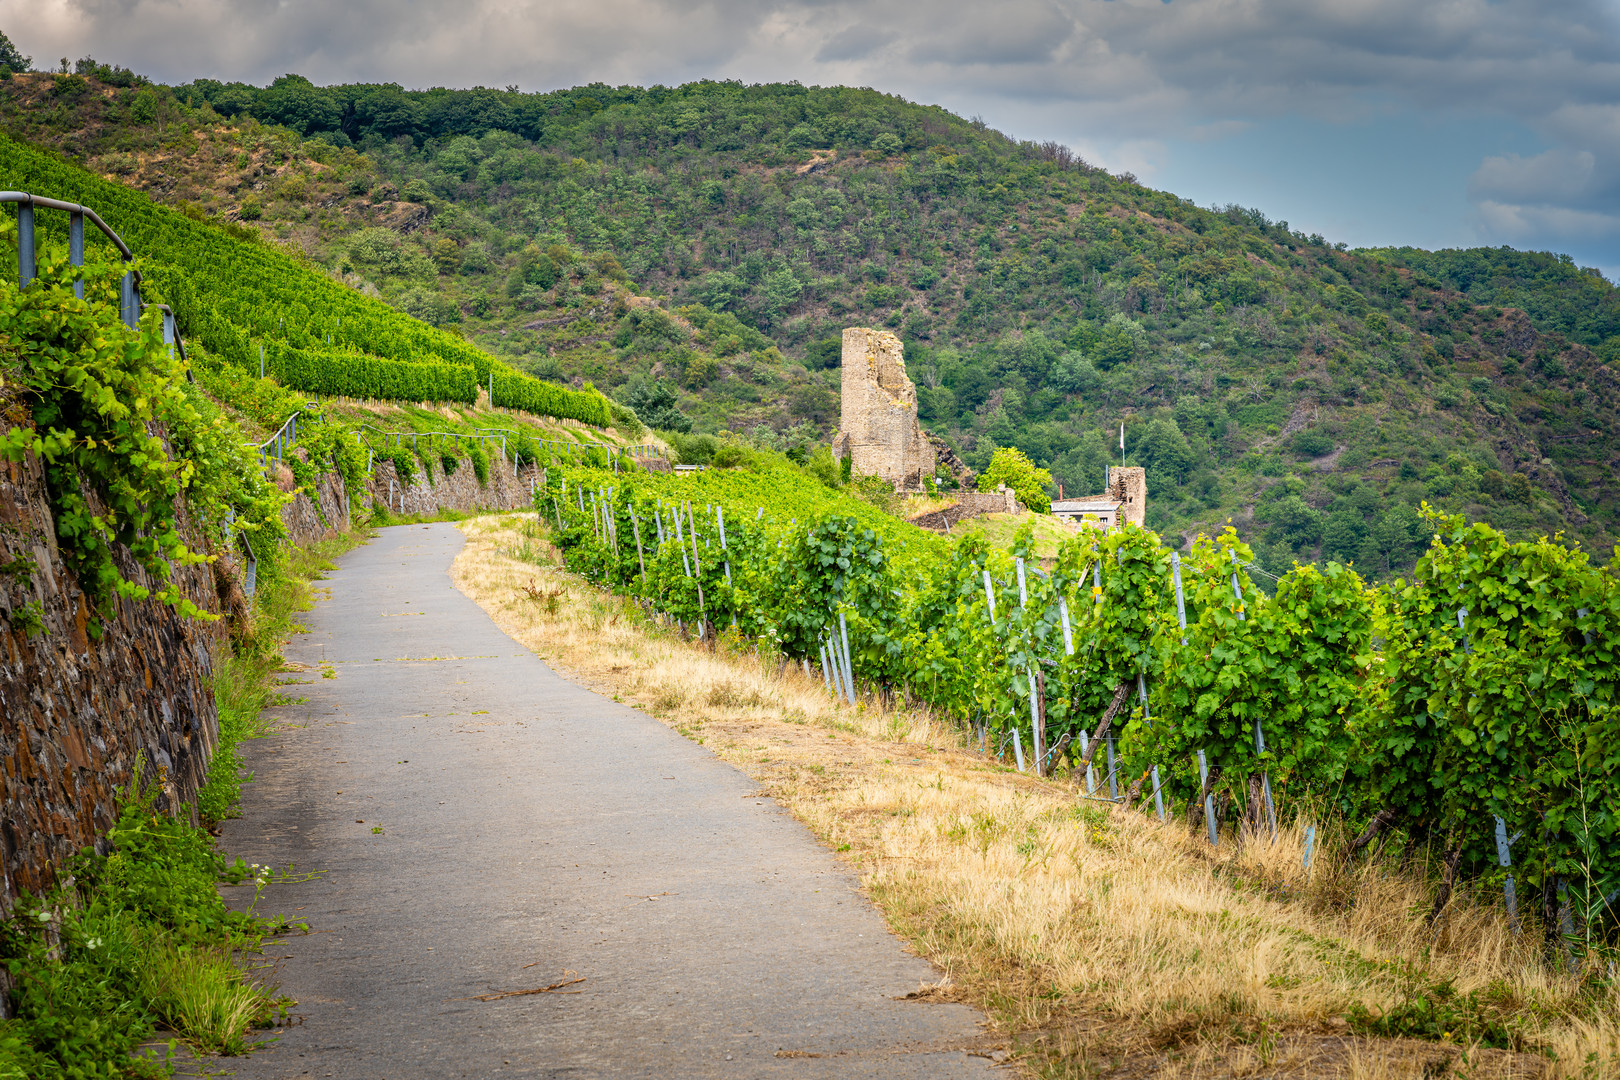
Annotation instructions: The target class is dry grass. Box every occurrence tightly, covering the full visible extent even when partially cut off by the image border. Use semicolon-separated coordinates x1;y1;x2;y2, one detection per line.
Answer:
451;513;1614;1079
950;510;1079;558
902;492;960;518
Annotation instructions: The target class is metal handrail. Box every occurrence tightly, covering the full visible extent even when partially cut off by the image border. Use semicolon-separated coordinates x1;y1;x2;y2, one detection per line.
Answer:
363;423;665;461
246;406;319;465
5;190;192;379
359;424;502;448
0;191;134;261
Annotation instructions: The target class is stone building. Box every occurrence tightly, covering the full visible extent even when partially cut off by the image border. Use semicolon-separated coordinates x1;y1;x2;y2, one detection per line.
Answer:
831;327;936;491
1051;466;1146;530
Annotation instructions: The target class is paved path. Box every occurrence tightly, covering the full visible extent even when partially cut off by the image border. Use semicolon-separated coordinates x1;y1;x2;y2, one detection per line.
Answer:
217;524;993;1078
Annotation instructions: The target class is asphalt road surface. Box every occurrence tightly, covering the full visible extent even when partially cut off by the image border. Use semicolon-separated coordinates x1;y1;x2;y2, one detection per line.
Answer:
214;523;995;1079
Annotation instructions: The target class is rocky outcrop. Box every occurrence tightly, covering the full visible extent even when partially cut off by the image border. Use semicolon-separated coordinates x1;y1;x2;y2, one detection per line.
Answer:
832;328;936;492
925;431;974;490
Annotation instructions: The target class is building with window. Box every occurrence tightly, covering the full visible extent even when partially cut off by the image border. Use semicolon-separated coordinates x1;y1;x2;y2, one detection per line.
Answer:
1050;467;1145;531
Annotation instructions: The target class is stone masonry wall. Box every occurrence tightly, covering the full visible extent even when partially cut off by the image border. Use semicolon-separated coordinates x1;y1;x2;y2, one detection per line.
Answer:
1106;466;1147;528
0;425;229;916
906;487;1023;532
365;454;544;518
1;421;547;931
833;327;936;491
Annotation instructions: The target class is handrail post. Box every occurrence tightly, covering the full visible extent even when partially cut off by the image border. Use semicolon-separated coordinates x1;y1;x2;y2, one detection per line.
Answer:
120;267;139;329
17;201;34;287
69;211;84;300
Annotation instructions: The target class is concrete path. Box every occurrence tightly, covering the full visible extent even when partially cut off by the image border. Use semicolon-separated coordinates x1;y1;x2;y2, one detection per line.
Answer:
216;524;994;1079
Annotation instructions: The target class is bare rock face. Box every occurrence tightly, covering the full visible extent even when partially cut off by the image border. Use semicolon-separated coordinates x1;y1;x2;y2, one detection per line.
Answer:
832;327;936;491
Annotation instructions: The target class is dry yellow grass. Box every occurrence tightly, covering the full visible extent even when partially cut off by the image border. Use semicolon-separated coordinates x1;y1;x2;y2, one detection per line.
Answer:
901;492;960;518
451;513;1616;1079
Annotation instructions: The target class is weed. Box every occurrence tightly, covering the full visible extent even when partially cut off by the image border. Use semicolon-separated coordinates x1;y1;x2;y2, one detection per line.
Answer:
1;766;291;1072
518;577;564;616
6;599;44;636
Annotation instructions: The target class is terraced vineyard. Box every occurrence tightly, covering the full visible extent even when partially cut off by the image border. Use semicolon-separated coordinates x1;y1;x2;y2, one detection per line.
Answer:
0;131;616;428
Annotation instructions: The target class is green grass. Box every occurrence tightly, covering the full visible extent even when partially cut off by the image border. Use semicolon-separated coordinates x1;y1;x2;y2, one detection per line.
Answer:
0;765;289;1074
134;937;280;1056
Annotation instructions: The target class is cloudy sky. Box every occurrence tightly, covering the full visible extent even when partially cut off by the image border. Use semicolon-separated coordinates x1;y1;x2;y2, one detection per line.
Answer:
8;0;1620;276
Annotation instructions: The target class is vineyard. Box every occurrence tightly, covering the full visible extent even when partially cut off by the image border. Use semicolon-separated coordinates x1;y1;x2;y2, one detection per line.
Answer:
0;132;613;427
541;459;1620;947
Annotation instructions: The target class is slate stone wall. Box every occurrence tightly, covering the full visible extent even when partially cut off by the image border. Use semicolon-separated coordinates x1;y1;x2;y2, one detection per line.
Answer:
1;425;543;922
0;427;229;915
365;454;544;518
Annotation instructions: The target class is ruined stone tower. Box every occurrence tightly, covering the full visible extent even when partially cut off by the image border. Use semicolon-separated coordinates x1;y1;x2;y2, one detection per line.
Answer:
832;327;936;491
1107;466;1147;528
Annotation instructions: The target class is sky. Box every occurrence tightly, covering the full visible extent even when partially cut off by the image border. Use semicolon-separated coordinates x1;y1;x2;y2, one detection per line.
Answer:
6;0;1620;277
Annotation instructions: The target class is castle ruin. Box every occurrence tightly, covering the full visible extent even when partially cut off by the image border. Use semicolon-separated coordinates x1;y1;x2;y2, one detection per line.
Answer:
831;327;936;491
1051;466;1146;530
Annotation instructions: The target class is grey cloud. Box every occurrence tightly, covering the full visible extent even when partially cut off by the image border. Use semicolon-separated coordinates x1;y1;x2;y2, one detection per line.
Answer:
1474;200;1620;242
815;24;897;62
1470;149;1597;206
905;4;1075;66
7;0;1619;257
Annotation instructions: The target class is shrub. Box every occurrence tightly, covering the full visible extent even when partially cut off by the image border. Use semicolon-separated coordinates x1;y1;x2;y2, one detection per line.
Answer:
978;446;1053;513
1290;430;1335;458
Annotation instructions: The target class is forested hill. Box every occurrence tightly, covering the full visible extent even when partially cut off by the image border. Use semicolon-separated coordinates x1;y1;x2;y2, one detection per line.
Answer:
3;65;1618;574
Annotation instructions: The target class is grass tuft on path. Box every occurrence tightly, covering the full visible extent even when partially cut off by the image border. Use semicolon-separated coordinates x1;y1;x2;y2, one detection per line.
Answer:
453;512;1618;1080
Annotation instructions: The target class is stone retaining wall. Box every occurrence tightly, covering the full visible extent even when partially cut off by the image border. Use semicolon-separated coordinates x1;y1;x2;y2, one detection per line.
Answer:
907;487;1025;532
365;455;543;518
0;433;229;917
1;428;546;932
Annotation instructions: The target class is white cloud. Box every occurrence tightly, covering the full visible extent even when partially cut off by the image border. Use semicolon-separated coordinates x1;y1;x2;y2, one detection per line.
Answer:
1473;199;1620;241
1470;149;1597;205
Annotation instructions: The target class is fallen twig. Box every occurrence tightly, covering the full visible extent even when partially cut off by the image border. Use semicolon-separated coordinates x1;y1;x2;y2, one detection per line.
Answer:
453;976;586;1002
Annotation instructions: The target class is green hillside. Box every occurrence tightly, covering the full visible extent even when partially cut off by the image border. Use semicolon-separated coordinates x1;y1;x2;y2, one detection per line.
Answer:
0;122;621;430
3;67;1617;575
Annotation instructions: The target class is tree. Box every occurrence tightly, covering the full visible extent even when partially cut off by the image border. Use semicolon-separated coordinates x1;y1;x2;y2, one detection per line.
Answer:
1051;351;1100;395
760;267;803;323
1321;511;1366;564
348;84;425;141
1260;494;1323;551
698;271;747;312
0;31;31;74
432;238;462;276
254;74;341;136
1371;502;1425;571
618;377;691;433
1131;419;1195;483
1094;313;1145;369
978;446;1053;513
